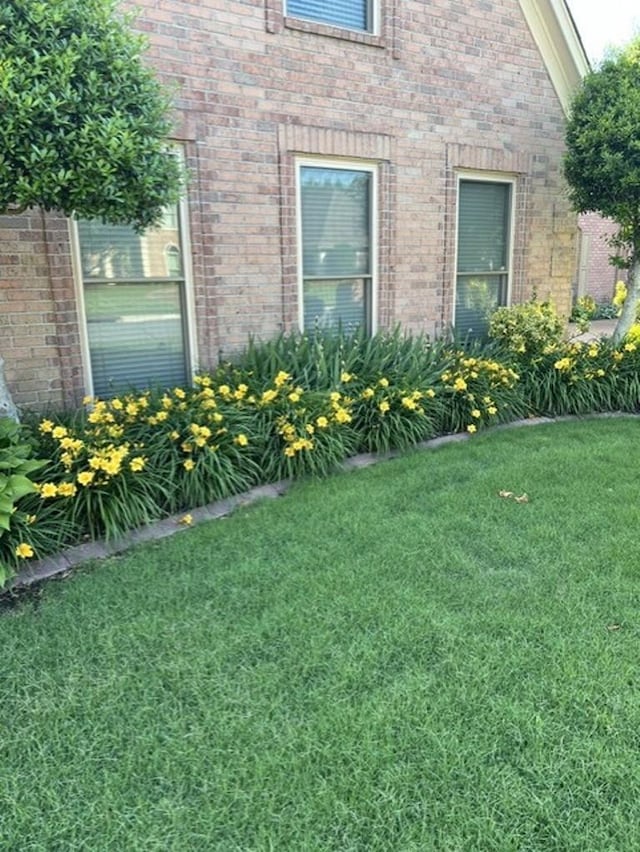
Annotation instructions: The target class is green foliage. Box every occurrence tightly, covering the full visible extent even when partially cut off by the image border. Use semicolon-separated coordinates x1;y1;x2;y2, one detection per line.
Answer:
221;326;447;392
0;418;42;530
217;329;455;458
437;351;524;435
593;301;619;320
0;0;182;228
221;329;354;390
564;39;640;341
33;386;263;539
139;384;263;512
488;299;565;360
2;494;79;584
255;383;358;481
0;417;47;586
6;324;640;591
6;420;640;850
349;380;439;454
564;40;640;232
570;295;597;332
516;336;640;417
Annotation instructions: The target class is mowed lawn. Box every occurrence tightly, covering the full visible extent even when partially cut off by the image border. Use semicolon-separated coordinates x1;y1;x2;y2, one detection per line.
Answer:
2;418;640;851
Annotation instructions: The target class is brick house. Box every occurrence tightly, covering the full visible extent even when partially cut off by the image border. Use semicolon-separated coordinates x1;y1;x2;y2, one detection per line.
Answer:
575;213;627;306
0;0;588;410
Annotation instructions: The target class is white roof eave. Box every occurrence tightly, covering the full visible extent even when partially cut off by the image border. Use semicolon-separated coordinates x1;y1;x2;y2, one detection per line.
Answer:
519;0;591;115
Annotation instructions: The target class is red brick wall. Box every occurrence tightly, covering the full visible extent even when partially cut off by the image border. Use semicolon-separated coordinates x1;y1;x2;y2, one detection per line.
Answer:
0;212;80;409
577;213;626;305
1;0;580;409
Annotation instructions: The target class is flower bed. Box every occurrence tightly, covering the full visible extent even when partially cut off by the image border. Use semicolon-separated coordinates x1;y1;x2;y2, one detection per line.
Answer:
2;314;639;589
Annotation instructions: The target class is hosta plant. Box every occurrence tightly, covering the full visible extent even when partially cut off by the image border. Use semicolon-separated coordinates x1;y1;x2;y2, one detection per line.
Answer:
0;417;47;586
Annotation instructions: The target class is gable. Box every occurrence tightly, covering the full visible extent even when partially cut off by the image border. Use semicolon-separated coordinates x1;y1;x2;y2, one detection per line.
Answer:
519;0;590;114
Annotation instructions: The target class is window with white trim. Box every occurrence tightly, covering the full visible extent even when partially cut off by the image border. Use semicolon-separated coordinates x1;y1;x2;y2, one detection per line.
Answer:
455;178;513;338
298;161;375;334
74;200;193;398
286;0;376;33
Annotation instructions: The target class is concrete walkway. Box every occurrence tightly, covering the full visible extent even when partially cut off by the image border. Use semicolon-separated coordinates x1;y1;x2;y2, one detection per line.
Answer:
566;319;617;342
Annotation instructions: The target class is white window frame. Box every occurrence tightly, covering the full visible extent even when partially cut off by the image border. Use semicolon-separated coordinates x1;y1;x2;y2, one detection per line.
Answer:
453;170;516;329
70;153;197;398
295;156;378;335
284;0;379;36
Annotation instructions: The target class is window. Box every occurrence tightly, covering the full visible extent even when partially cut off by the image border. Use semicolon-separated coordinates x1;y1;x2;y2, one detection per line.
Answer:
298;161;375;334
455;178;513;338
286;0;375;33
164;244;181;277
74;202;193;398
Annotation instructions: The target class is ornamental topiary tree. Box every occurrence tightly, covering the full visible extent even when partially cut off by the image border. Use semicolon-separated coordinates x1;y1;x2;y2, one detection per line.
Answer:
0;0;184;416
564;38;640;343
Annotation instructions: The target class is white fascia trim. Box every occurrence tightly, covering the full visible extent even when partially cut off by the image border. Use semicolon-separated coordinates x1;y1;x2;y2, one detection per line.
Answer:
178;191;198;379
519;0;590;116
68;219;95;398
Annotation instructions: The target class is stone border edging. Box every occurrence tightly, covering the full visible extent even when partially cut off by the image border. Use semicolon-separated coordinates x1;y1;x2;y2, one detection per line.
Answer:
6;412;637;592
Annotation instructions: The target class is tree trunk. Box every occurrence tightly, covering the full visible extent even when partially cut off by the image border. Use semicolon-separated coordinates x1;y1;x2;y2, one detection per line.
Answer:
612;255;640;344
0;356;19;422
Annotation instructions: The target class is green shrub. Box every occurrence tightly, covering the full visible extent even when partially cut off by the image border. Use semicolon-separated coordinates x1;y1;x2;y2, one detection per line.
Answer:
217;328;451;457
518;336;640;416
488;299;565;360
217;329;354;390
349;377;440;454
251;375;357;481
593;302;619;320
570;295;597;332
0;418;49;586
34;411;168;541
218;326;448;393
436;351;524;435
34;384;264;539
7;325;640;592
521;342;612;416
571;295;597;320
608;336;640;411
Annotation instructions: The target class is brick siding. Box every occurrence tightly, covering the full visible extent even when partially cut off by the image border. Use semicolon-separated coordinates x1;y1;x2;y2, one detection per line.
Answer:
577;213;627;305
0;0;579;408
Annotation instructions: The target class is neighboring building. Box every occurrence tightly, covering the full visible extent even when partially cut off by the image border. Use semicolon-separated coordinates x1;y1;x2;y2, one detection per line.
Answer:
575;213;627;306
0;0;589;410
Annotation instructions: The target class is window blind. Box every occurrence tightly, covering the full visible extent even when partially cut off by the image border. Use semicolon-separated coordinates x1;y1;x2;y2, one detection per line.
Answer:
77;220;183;280
301;167;370;277
300;166;372;333
84;282;187;397
457;182;510;274
286;0;370;32
303;278;370;334
77;211;189;396
456;181;511;338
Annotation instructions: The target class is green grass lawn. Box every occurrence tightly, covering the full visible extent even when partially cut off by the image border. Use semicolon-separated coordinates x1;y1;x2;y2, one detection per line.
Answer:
3;418;640;851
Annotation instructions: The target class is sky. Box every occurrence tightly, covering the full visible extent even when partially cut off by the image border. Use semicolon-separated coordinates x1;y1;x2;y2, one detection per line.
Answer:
566;0;640;63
